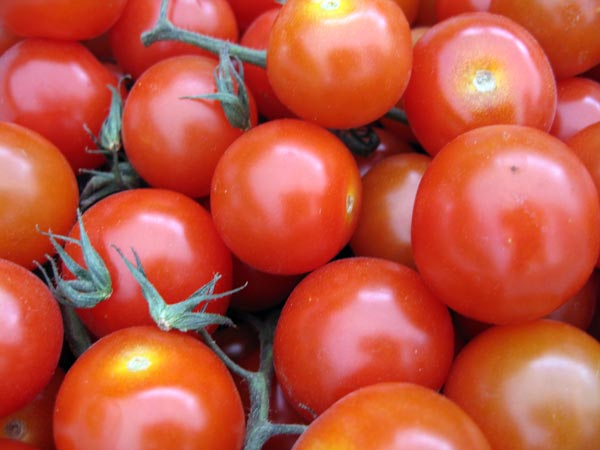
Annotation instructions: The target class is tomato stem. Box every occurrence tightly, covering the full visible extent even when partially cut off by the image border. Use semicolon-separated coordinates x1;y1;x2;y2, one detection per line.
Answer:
60;304;94;357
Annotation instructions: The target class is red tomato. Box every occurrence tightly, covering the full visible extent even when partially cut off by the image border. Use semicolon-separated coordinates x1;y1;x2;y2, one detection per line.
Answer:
292;383;491;450
412;125;600;324
53;326;245;450
390;0;420;24
122;55;257;198
444;320;600;449
0;122;78;269
109;0;238;79
352;128;415;177
435;0;491;20
273;257;455;421
0;38;118;171
0;0;127;40
267;0;413;129
350;153;431;269
567;122;600;207
550;77;600;142
0;440;41;450
0;19;19;55
415;0;436;25
403;12;557;156
226;0;281;33
490;0;600;79
546;269;599;331
62;188;233;338
211;119;362;275
0;259;64;418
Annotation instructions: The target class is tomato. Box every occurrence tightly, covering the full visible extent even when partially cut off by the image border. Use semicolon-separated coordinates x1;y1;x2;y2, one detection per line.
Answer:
0;38;118;171
490;0;600;79
550;77;600;142
0;19;19;55
350;153;431;269
62;188;232;338
109;0;238;79
53;326;245;450
403;12;557;156
273;257;455;421
226;0;281;33
567;122;600;208
390;0;420;24
412;125;600;324
1;369;64;449
0;440;41;450
292;383;491;450
0;0;127;41
435;0;491;20
444;320;600;449
415;0;436;25
266;0;412;129
122;55;257;198
0;122;78;269
211;119;361;275
546;269;599;331
352;128;415;177
0;259;64;418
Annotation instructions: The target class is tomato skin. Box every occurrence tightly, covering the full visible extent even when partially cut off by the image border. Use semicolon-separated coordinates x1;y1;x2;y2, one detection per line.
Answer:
122;55;257;198
273;257;455;421
0;440;42;450
0;122;78;269
0;0;127;41
109;0;238;79
404;12;556;156
63;189;232;338
0;20;19;55
436;0;491;20
211;119;362;275
412;125;600;324
444;320;600;449
352;128;415;177
0;38;118;171
53;326;245;450
267;0;412;129
292;383;491;450
226;0;281;33
550;77;600;142
0;259;64;418
567;122;600;210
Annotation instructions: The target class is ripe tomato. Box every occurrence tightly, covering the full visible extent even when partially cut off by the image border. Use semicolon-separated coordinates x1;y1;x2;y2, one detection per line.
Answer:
0;122;78;269
352;128;415;177
226;0;281;33
0;19;19;55
490;0;600;79
63;188;232;338
567;122;600;206
0;259;64;418
435;0;491;20
122;55;257;198
546;270;599;331
273;257;455;421
444;320;600;449
403;12;556;156
391;0;420;24
211;119;362;275
266;0;412;129
109;0;238;79
292;383;491;450
550;77;600;142
53;326;245;450
0;0;127;41
0;440;41;450
0;38;118;171
412;125;600;324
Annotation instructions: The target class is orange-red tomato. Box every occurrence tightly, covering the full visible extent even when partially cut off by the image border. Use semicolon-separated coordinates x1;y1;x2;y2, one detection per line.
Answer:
550;77;600;142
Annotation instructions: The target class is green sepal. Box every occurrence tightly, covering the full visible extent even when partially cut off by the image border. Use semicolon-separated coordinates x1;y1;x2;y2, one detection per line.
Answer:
332;126;381;157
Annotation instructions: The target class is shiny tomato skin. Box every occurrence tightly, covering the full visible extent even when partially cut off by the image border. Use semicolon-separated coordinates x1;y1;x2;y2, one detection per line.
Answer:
0;0;127;41
63;188;232;338
273;257;455;421
0;38;118;171
403;12;557;156
122;55;257;198
292;383;491;450
436;0;491;20
109;0;238;79
267;0;412;129
53;326;245;450
567;122;600;204
0;122;78;269
550;77;600;142
444;320;600;449
412;125;600;325
0;259;64;418
211;119;362;275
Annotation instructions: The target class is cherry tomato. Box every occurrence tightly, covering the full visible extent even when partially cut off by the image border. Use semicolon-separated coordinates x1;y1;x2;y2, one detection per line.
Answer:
0;259;64;418
415;0;436;25
63;188;232;338
273;257;455;421
0;20;19;55
0;38;118;171
109;0;238;79
53;326;245;450
211;119;362;275
267;0;412;129
0;440;41;450
435;0;491;20
412;125;600;324
0;0;127;41
403;12;557;156
292;382;491;450
546;269;599;331
226;0;281;33
122;55;257;198
550;77;600;142
390;0;420;24
352;128;415;177
567;122;600;207
490;0;600;79
0;122;78;269
444;320;600;449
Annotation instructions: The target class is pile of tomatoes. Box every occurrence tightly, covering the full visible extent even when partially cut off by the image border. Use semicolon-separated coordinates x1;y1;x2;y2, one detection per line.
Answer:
1;0;600;449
